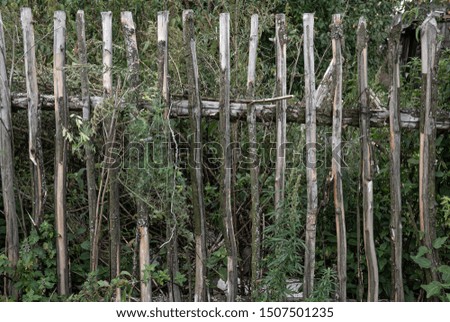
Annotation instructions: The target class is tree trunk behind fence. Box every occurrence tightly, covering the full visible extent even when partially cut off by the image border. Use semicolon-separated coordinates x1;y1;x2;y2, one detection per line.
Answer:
54;10;70;296
331;14;346;302
387;14;404;302
357;17;378;302
182;10;208;302
0;12;19;300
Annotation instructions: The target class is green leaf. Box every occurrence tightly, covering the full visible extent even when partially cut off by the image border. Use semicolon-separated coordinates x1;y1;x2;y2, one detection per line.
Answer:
120;271;132;277
421;281;442;299
416;246;429;257
80;240;90;251
174;272;187;286
438;265;450;283
433;237;448;250
97;280;109;287
446;293;450;302
412;256;431;269
407;157;419;165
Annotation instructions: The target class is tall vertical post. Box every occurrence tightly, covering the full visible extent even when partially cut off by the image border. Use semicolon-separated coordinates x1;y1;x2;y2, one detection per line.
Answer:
387;14;404;302
54;10;70;296
157;10;182;302
246;14;261;300
182;10;208;302
331;14;346;302
76;10;98;273
303;13;317;299
274;14;287;219
357;17;378;302
121;11;152;302
21;7;46;228
102;12;121;301
0;12;19;299
220;13;238;302
419;15;440;285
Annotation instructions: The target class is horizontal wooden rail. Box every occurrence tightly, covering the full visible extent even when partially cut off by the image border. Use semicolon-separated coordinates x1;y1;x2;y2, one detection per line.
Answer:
10;93;450;130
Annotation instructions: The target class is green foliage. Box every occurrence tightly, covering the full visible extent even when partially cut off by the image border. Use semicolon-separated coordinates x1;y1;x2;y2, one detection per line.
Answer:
70;270;134;302
307;267;337;302
411;238;450;301
0;221;59;301
259;161;305;301
207;246;228;282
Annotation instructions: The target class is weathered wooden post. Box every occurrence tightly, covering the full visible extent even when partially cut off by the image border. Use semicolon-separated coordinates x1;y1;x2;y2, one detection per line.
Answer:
419;14;441;285
182;10;208;302
102;11;121;301
121;11;153;302
54;10;70;295
76;9;99;274
0;12;19;299
357;16;379;302
21;8;46;228
303;13;318;299
220;12;238;301
387;14;404;302
246;14;261;300
274;14;287;220
157;10;182;302
331;13;346;302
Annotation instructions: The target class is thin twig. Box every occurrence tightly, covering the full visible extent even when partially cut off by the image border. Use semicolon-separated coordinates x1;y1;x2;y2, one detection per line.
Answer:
248;94;294;105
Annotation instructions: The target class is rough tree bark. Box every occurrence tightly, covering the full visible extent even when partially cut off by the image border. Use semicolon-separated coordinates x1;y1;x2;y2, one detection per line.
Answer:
219;13;238;302
303;13;318;299
387;14;404;302
331;14;346;302
0;12;19;299
357;17;379;302
54;10;70;296
182;10;208;302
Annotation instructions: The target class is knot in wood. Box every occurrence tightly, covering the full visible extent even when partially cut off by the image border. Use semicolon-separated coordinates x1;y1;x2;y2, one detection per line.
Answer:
356;35;368;53
137;218;148;228
331;24;343;40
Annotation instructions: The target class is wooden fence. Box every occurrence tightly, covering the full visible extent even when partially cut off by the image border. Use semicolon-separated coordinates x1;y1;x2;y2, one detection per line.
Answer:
0;8;448;302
